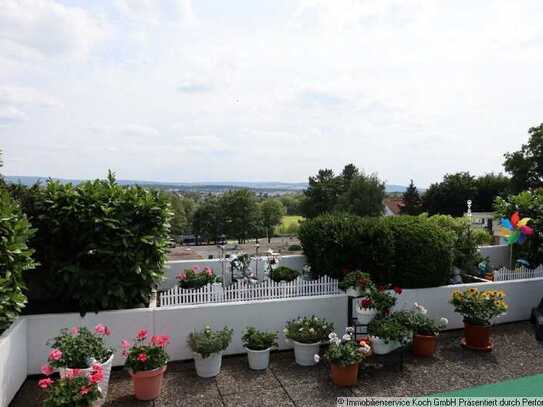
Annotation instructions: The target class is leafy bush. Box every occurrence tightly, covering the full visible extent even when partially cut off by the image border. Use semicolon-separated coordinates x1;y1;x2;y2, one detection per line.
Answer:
283;315;333;344
270;266;299;282
46;326;114;368
287;244;302;251
14;173;171;313
122;329;170;372
299;214;455;288
0;188;35;332
188;326;233;358
242;327;278;350
176;266;220;289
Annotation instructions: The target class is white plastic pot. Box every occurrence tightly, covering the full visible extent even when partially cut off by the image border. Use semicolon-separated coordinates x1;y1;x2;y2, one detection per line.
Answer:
193;352;223;378
370;336;402;355
293;341;320;366
58;353;114;406
246;347;271;370
355;304;377;325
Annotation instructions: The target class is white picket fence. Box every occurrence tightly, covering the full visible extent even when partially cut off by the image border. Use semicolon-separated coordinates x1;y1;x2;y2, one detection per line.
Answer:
493;265;543;281
159;276;341;307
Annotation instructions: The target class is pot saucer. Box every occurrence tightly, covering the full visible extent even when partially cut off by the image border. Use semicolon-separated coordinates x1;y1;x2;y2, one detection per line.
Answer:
460;338;493;352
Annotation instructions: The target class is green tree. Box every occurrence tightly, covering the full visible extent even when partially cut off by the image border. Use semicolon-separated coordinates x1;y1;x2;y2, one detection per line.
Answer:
301;169;342;218
400;179;423;215
422;172;477;216
259;199;286;243
221;189;260;243
278;194;303;215
474;173;510;212
336;173;385;216
192;196;224;243
503;123;543;193
166;193;196;238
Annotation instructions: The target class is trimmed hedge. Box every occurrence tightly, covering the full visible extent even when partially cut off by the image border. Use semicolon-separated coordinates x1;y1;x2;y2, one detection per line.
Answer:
299;213;456;288
0;188;35;332
14;174;172;313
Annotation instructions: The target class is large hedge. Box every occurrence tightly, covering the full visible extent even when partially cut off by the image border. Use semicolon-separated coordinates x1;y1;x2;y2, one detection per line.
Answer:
299;213;456;288
0;188;35;332
15;174;172;313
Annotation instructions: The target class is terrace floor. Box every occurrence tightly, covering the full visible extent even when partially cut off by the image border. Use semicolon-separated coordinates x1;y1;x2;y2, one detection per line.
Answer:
11;322;543;407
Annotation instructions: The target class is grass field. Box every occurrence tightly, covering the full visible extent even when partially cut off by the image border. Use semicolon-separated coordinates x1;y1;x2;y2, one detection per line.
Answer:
276;215;304;235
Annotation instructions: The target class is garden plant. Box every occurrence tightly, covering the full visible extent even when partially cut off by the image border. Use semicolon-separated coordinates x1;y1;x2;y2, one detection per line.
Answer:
188;326;233;377
242;326;278;370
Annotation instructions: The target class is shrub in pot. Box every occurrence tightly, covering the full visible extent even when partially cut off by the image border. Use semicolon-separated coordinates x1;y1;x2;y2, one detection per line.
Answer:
176;266;221;289
283;316;333;366
398;303;448;357
315;327;372;387
188;326;233;377
38;363;104;407
356;283;401;325
339;271;372;297
450;288;508;351
46;325;114;405
122;329;170;400
270;266;299;283
242;327;278;370
367;314;411;355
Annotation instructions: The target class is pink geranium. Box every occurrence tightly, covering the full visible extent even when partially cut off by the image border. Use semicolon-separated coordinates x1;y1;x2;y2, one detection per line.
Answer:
95;324;111;336
121;339;131;356
137;353;148;362
38;378;54;389
79;385;92;395
48;349;63;361
176;272;187;281
136;329;148;340
70;326;79;336
41;364;54;376
64;368;81;379
192;265;200;272
89;363;104;384
151;335;170;348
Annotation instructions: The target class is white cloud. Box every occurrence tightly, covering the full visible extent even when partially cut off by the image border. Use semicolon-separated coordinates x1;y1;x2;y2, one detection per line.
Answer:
0;106;27;126
0;0;107;59
0;85;63;108
120;124;159;138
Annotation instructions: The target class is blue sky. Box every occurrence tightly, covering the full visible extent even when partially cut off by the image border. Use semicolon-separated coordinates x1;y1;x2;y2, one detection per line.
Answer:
1;0;543;186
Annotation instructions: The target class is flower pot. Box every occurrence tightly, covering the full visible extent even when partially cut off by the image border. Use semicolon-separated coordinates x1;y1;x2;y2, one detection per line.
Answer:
355;305;377;325
463;321;492;350
330;363;359;387
58;353;114;406
129;365;167;401
412;334;438;357
193;352;223;378
293;341;320;366
370;336;401;355
246;347;271;370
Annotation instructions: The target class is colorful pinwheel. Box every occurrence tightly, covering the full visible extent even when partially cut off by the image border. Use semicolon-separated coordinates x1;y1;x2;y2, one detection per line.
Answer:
500;211;534;245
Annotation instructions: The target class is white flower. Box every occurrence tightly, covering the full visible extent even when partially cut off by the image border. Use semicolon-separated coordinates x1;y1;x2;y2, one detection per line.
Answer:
342;334;352;342
414;302;428;315
328;332;338;340
309;328;315;333
440;317;448;327
358;343;371;355
345;327;354;334
313;354;320;363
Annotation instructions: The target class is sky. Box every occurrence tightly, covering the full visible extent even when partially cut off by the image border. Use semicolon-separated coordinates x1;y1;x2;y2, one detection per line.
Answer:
1;0;543;187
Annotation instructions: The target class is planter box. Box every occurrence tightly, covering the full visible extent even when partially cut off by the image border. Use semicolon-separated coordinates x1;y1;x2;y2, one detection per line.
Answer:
0;318;28;407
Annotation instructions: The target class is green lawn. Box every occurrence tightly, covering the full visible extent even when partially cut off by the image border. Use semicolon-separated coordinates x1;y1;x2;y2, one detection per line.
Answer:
433;374;543;396
276;215;304;235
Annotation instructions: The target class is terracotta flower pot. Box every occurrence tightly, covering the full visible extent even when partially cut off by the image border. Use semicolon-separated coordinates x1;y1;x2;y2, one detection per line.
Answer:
330;363;359;387
129;365;167;400
412;334;438;357
463;321;491;350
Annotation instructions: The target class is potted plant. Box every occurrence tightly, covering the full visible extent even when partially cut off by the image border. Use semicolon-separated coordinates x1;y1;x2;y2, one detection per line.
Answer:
339;271;372;297
270;266;299;283
188;326;233;377
367;313;411;355
400;303;448;357
122;329;170;400
45;325;114;405
314;327;372;387
39;363;104;406
450;288;508;351
283;316;333;366
356;284;401;325
242;327;278;370
176;265;221;289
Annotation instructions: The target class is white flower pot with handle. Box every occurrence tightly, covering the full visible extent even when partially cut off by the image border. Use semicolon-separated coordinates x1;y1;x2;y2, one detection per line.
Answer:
193;352;223;378
58;353;114;406
245;347;271;370
293;341;320;366
370;336;402;355
356;304;377;325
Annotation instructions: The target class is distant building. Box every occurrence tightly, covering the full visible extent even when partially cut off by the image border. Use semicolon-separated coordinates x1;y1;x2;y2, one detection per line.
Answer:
384;197;404;216
467;211;502;244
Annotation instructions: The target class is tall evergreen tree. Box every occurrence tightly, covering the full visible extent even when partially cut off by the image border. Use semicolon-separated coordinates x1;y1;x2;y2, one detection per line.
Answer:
400;179;423;215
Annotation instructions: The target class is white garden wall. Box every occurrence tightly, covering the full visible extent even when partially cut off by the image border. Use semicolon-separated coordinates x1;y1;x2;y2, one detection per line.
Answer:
0;318;27;407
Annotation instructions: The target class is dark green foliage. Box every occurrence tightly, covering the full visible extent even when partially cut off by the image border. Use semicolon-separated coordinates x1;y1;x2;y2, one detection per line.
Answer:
504;123;543;193
270;266;299;282
242;326;278;350
47;327;113;368
259;199;286;243
192;196;224;243
16;173;171;313
400;180;423;215
166;192;195;236
495;190;543;266
474;173;511;212
0;188;36;332
301;164;385;218
188;326;233;358
299;214;456;288
287;244;302;251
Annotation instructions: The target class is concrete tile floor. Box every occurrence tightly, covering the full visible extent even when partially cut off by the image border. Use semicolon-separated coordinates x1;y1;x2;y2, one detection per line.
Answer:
10;322;543;406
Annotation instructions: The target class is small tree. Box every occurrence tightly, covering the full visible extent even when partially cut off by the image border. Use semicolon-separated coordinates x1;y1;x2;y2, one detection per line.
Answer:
221;189;260;243
259;199;286;243
400;180;423;215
